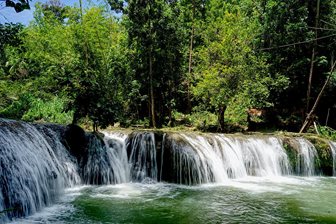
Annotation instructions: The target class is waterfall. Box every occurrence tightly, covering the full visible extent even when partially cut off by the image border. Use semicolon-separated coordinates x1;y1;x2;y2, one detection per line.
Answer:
168;133;215;185
84;132;319;185
103;132;130;183
127;132;158;182
82;134;116;185
166;134;290;184
1;119;332;222
241;137;290;176
82;132;131;185
329;141;336;176
0;119;80;222
159;133;166;182
295;138;318;176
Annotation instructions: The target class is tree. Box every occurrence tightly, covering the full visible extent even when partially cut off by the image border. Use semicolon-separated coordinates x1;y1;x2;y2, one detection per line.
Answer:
2;4;127;128
193;0;274;131
0;23;24;112
109;0;184;127
70;6;128;129
178;0;207;113
257;0;336;130
300;60;336;133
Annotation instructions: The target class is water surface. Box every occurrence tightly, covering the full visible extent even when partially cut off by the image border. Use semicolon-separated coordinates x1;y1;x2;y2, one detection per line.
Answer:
12;177;336;224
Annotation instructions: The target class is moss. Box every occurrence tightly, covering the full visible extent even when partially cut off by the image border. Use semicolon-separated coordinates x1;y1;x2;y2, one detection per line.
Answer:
282;137;299;174
305;135;332;175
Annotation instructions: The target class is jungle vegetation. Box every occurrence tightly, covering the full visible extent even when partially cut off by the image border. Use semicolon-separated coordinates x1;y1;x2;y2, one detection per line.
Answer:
1;0;336;134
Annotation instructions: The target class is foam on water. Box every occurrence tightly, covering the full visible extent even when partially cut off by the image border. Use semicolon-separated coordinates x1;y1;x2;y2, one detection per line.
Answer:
9;186;86;224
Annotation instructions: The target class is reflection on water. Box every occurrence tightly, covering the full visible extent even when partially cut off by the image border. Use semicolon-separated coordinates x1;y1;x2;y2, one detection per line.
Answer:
11;177;336;224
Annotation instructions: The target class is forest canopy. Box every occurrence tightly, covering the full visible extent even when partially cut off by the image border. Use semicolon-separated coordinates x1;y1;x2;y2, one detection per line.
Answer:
0;0;336;133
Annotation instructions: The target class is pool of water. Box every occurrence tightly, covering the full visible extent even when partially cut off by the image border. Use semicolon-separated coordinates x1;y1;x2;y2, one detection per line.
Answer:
11;177;336;224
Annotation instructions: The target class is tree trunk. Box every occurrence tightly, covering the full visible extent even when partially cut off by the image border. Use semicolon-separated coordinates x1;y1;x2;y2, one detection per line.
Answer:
300;60;336;133
305;0;320;112
325;108;330;126
218;105;227;131
148;4;156;128
149;45;156;128
93;122;98;132
306;47;315;112
186;0;195;114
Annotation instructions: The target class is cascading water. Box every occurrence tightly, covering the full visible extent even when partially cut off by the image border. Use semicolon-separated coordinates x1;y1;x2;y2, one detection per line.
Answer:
127;132;158;182
329;141;336;176
103;132;130;183
241;137;290;177
82;133;130;185
0;119;80;222
165;134;291;184
34;125;81;186
1;118;333;222
167;133;215;184
79;132;321;185
295;138;318;176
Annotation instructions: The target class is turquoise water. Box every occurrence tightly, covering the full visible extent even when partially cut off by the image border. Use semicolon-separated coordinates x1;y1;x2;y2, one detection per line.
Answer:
13;177;336;224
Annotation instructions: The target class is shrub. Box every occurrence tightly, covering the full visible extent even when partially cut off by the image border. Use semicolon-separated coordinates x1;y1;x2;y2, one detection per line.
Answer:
22;96;73;124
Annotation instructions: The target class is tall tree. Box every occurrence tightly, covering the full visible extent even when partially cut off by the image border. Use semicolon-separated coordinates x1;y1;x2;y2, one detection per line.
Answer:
179;0;207;113
257;0;336;130
193;0;274;131
109;0;184;127
3;4;127;128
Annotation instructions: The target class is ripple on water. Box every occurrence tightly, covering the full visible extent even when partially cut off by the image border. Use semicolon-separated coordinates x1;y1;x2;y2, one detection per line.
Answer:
9;177;336;224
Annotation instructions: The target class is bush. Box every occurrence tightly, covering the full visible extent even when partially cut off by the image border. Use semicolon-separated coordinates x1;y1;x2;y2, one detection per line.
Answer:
22;96;73;124
172;111;217;130
318;125;336;141
0;93;33;120
188;111;218;129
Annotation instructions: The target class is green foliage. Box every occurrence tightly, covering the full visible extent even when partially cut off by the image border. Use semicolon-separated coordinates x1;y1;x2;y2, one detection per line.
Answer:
282;138;297;173
0;23;24;77
121;0;185;127
256;0;336;129
225;97;249;127
192;0;276;129
68;6;127;128
0;90;72;124
1;0;336;132
22;96;73;124
2;4;128;128
172;111;217;129
0;93;33;120
317;126;336;141
188;111;218;130
305;135;332;175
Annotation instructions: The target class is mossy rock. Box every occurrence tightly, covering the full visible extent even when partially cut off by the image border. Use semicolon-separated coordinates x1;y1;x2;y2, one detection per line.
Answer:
281;137;300;174
305;135;332;175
